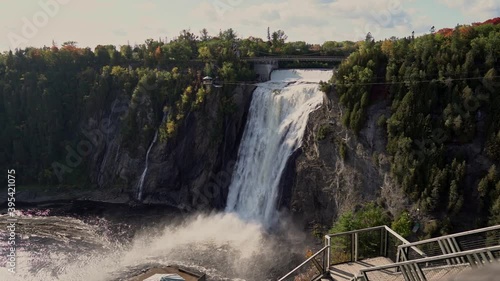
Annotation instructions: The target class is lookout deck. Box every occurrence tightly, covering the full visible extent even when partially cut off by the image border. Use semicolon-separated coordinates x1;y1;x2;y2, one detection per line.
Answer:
330;257;393;280
279;225;500;281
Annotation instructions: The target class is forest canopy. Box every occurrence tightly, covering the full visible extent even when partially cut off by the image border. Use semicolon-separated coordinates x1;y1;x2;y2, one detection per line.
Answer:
0;28;355;186
326;19;500;227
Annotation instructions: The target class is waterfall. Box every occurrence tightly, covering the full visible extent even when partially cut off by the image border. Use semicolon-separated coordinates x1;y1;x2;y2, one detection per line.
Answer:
226;69;333;227
136;111;168;201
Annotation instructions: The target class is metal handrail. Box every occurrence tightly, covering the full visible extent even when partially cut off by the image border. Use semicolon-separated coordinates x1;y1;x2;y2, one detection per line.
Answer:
385;226;411;245
398;225;500;249
396;224;500;264
326;226;387;238
361;244;500;274
326;225;425;260
280;225;500;281
278;225;423;281
277;245;329;281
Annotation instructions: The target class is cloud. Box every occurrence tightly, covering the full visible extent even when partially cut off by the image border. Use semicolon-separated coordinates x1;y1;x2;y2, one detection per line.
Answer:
187;0;418;42
409;14;436;35
317;0;337;4
260;10;281;21
0;0;470;50
137;0;156;11
112;29;128;37
190;1;218;22
438;0;500;21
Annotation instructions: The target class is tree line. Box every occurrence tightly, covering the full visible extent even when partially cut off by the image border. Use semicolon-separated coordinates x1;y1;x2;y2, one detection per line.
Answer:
0;28;356;186
325;21;500;230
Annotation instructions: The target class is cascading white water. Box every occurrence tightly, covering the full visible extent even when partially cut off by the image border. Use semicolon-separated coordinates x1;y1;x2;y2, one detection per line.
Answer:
226;69;333;227
136;133;157;201
136;111;168;201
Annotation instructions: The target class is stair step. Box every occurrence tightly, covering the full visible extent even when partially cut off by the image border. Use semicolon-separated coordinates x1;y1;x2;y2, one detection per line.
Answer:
329;269;353;280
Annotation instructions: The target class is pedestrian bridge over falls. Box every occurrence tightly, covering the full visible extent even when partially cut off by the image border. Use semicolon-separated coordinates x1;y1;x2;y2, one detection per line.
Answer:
241;56;346;81
279;225;500;281
242;56;346;63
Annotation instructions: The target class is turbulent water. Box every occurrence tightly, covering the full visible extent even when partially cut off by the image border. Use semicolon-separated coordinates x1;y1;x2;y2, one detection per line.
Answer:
0;211;307;281
226;69;333;227
0;69;332;281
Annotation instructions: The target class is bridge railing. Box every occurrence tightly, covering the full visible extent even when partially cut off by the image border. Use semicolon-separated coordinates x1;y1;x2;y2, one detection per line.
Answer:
397;225;500;263
361;245;500;281
241;56;346;62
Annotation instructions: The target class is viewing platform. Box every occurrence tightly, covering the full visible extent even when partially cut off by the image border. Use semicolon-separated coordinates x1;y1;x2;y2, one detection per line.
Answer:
279;225;500;281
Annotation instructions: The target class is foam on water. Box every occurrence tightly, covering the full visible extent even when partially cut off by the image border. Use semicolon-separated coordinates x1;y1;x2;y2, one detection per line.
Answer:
0;213;306;281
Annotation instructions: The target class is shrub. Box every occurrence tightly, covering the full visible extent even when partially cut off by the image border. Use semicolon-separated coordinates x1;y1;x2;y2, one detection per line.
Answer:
423;220;439;238
339;141;347;160
319;81;332;93
317;124;331;141
377;114;387;128
391;211;413;238
330;203;391;233
166;120;177;138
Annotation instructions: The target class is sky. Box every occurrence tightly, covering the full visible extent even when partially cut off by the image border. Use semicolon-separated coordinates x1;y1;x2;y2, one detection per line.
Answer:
0;0;498;51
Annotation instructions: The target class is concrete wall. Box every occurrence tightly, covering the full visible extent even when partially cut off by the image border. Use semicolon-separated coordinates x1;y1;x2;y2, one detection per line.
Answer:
253;62;278;82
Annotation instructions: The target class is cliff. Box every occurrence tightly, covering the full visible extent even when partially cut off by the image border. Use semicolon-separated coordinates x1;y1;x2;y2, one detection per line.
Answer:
9;85;254;209
286;90;404;227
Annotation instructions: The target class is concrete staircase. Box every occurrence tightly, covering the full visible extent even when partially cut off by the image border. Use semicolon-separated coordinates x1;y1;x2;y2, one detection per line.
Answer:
278;225;500;281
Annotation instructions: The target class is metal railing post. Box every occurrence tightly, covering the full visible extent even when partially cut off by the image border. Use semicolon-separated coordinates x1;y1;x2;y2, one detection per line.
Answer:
400;264;412;281
354;232;359;262
351;233;355;262
384;228;389;257
380;228;384;257
324;235;331;275
414;263;427;281
437;240;451;265
322;249;326;273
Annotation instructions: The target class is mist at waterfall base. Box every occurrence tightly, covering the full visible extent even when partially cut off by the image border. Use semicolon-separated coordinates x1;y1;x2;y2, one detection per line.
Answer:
0;69;333;281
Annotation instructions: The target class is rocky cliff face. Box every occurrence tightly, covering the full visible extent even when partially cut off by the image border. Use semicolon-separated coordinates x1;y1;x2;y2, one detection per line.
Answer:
82;85;254;209
284;88;495;232
10;74;461;231
50;83;402;226
286;90;409;227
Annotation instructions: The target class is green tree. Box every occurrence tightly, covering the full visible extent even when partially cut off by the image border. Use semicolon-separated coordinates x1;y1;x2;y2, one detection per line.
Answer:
271;30;287;52
391;212;413;238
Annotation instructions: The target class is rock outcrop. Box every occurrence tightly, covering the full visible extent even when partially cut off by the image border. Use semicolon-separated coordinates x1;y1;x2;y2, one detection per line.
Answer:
286;90;408;227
